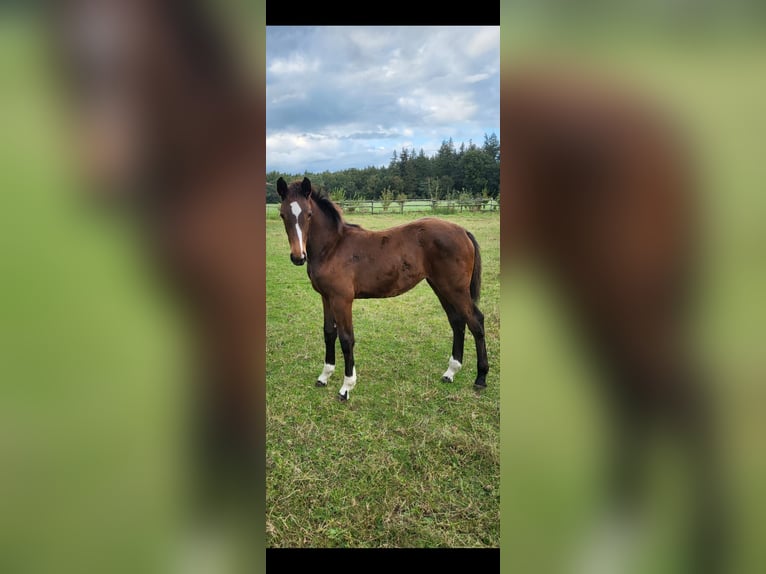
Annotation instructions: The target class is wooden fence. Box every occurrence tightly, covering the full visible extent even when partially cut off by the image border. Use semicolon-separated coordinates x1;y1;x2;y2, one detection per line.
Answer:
266;197;499;216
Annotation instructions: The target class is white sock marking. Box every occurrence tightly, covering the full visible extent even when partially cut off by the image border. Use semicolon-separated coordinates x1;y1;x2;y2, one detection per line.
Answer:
317;363;335;384
339;367;357;398
442;356;462;382
571;509;644;574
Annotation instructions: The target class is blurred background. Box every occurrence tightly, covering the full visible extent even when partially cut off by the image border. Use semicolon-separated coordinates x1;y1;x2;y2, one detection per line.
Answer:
500;1;766;573
2;0;765;572
0;1;265;573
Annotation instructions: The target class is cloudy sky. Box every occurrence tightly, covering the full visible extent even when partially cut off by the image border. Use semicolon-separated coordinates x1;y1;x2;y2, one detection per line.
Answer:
266;26;500;174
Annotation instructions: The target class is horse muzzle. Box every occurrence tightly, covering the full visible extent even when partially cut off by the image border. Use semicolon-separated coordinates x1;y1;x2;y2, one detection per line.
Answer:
290;253;306;266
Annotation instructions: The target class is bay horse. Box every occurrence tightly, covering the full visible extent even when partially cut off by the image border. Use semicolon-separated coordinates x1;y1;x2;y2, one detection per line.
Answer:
50;0;264;563
275;176;489;401
503;66;725;572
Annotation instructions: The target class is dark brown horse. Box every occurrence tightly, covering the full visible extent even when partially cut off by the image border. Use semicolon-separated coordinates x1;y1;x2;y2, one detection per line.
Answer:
276;176;489;400
503;67;725;572
50;0;264;561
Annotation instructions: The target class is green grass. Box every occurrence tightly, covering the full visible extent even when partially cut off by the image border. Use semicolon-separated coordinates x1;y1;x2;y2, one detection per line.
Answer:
265;212;500;547
500;27;766;574
1;17;200;573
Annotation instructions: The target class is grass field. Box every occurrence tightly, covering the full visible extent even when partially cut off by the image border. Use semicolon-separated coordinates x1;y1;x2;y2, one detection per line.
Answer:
0;18;187;573
500;22;766;574
265;212;500;547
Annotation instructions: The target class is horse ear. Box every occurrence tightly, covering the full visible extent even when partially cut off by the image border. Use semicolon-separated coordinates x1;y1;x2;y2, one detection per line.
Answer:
277;177;287;200
301;177;312;198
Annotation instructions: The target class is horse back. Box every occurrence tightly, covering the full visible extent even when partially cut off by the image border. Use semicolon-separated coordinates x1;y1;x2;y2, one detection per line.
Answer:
313;218;476;300
504;68;697;311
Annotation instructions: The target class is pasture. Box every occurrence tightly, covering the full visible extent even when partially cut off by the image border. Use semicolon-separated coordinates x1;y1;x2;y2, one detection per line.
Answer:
0;17;186;573
265;211;500;547
500;24;766;574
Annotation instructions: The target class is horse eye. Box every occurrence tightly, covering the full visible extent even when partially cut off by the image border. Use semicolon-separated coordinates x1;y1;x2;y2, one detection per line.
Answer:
279;213;285;219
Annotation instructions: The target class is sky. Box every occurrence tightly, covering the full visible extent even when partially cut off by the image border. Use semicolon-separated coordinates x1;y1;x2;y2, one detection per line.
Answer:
266;26;500;174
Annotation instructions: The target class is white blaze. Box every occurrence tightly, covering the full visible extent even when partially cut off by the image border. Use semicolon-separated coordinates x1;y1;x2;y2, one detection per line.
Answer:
442;356;462;382
290;201;305;255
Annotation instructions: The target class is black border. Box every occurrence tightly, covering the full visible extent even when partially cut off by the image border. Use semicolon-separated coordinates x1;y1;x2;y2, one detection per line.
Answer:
266;0;499;26
265;2;500;571
267;548;499;573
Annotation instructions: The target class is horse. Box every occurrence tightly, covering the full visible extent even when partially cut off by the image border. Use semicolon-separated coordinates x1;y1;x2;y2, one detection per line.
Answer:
503;66;725;572
49;0;264;562
275;176;489;401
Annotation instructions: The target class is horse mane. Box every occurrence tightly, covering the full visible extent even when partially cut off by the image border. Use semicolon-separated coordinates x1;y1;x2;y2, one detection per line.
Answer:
160;0;241;90
310;189;360;233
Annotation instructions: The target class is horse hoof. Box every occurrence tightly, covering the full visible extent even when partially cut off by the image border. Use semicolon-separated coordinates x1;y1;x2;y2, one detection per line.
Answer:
337;391;348;402
441;375;453;383
316;380;327;387
473;382;487;391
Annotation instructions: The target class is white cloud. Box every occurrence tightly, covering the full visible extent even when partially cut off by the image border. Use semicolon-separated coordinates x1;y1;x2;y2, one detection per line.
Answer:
268;53;320;75
465;73;492;83
398;90;477;123
465;27;500;58
266;26;499;173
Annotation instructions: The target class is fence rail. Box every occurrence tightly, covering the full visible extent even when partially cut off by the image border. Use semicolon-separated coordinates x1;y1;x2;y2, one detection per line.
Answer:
266;198;499;216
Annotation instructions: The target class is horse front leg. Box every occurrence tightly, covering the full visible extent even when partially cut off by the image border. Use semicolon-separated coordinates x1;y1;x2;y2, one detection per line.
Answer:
331;297;356;401
316;295;337;387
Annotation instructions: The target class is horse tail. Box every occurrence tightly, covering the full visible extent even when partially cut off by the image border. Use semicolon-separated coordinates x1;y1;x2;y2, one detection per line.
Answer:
466;230;482;304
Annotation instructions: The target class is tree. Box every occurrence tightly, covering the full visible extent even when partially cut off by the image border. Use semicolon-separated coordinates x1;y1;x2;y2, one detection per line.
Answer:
402;149;419;196
461;145;491;194
483;132;500;162
267;135;500;203
380;187;394;212
435;138;457;175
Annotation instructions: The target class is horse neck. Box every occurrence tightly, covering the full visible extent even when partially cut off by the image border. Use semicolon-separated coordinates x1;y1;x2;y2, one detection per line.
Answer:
149;75;256;188
141;2;258;201
306;199;343;262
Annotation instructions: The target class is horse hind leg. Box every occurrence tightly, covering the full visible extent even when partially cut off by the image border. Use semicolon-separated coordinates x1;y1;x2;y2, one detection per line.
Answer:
441;311;467;383
467;303;489;388
428;280;473;385
441;299;489;389
588;307;726;573
446;287;489;389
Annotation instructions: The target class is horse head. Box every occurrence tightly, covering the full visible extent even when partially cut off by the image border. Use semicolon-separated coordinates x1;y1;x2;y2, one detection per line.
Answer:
51;0;246;204
277;177;314;265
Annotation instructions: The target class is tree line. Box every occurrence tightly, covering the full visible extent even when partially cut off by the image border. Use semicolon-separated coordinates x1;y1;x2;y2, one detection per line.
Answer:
266;133;499;204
